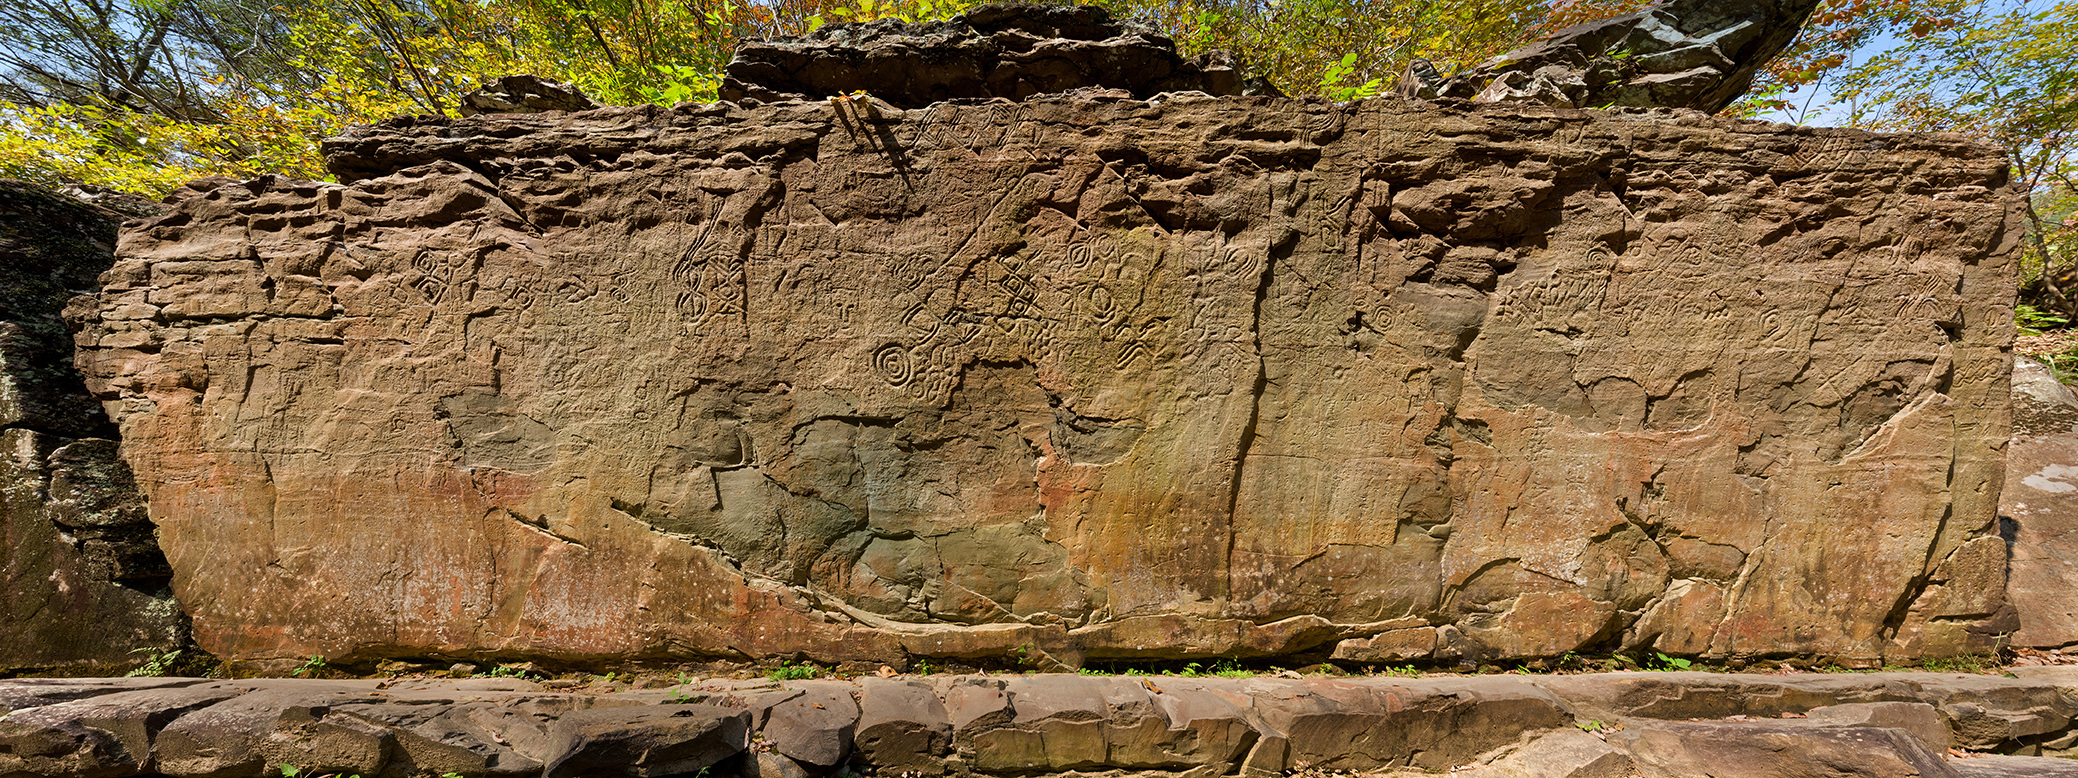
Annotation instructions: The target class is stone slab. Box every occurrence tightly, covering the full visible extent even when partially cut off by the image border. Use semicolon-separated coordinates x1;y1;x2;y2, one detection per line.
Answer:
2004;358;2078;649
2;672;2077;778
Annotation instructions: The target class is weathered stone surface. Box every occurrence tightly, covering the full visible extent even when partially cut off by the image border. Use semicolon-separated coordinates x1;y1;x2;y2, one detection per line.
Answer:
853;678;951;773
152;683;384;777
1804;702;1951;752
1532;671;2078;753
720;4;1240;108
1245;677;1571;772
1330;624;1437;663
2004;358;2078;649
458;75;601;117
539;704;750;778
0;679;208;717
0;179;184;673
4;673;2078;778
1952;754;2078;777
1610;718;1961;778
0;685;239;778
1449;728;1635;778
1411;0;1824;112
759;681;858;766
79;78;2017;665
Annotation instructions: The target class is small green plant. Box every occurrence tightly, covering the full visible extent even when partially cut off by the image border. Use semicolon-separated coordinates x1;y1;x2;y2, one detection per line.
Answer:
1576;719;1605;732
479;663;539;679
1378;664;1422;678
125;647;184;678
2038;343;2078;386
1920;654;1995;674
291;655;328;678
1320;52;1387;102
914;659;932;675
2019;303;2070;336
767;660;822;681
1649;652;1694;671
1211;659;1255;678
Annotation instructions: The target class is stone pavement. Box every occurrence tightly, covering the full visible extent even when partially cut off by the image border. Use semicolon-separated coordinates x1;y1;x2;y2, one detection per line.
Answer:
7;670;2078;777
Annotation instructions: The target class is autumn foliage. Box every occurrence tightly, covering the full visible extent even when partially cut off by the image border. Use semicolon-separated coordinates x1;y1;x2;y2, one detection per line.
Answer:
0;0;2071;315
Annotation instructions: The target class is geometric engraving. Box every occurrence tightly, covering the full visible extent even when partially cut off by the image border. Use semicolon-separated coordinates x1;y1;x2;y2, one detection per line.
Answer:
875;343;915;386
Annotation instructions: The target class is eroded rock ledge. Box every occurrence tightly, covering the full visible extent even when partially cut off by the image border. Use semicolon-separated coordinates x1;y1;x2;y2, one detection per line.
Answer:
75;92;2017;669
7;671;2078;778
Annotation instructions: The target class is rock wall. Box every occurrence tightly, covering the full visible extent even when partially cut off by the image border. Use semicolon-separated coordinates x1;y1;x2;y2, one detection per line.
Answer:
0;180;186;673
71;95;2019;669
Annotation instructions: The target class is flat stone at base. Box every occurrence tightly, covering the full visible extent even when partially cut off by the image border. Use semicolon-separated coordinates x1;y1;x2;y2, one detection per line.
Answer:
1612;720;1961;778
540;704;750;778
0;686;241;778
853;678;951;774
1951;754;2078;777
1453;728;1636;778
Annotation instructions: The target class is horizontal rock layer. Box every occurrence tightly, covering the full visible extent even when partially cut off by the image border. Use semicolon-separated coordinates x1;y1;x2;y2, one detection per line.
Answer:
73;96;2018;667
8;670;2078;778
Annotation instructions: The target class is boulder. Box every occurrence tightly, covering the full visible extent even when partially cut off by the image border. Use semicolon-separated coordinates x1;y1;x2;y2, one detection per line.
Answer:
853;678;951;773
1611;718;1960;778
2003;358;2078;649
0;685;240;778
458;75;601;117
82;58;2017;668
758;682;859;766
1804;701;1951;752
1451;728;1636;778
720;3;1241;107
1410;0;1824;112
539;704;750;778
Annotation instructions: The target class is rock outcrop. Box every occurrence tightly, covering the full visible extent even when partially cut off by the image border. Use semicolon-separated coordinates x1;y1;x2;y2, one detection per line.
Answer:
2002;358;2078;649
0;180;186;673
69;82;2020;668
720;4;1241;107
1408;0;1826;112
8;671;2078;778
459;75;602;117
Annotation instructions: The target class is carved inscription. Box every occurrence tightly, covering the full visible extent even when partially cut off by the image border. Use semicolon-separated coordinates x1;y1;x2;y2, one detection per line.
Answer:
1493;246;1618;328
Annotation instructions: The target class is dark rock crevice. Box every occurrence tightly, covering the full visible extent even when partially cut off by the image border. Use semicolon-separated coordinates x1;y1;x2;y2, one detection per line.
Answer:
0;179;190;674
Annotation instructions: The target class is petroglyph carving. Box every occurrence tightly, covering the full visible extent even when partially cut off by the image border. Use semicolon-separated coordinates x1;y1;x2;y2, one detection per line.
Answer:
76;78;2018;667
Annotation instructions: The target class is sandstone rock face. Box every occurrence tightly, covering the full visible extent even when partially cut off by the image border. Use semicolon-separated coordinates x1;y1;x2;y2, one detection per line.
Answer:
0;180;185;672
2003;358;2078;649
74;91;2017;667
